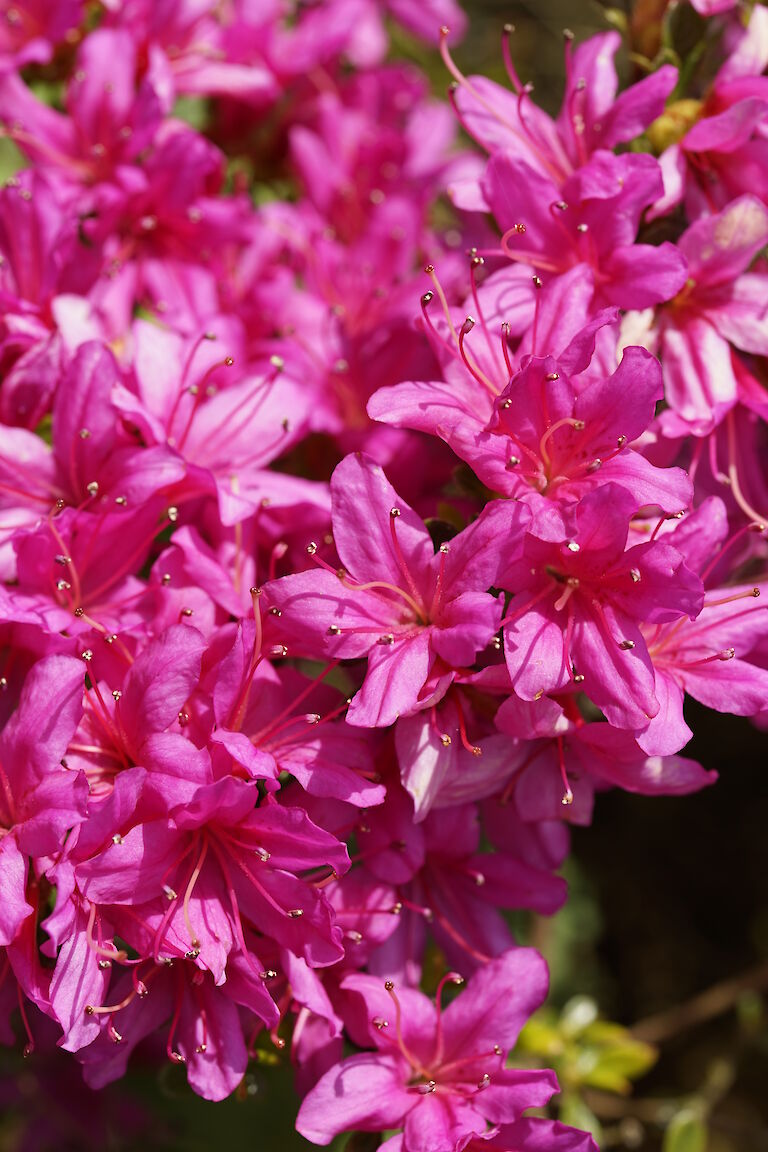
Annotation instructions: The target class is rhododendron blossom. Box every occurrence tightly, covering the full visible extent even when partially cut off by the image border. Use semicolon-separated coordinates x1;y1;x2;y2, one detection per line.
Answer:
0;2;764;1147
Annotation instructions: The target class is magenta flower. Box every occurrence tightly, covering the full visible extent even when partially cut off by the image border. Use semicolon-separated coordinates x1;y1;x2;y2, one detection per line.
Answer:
446;28;676;191
76;776;349;974
500;484;704;730
265;453;530;727
382;1118;598;1151
0;655;86;947
637;497;768;754
296;948;555;1151
482;150;688;310
496;692;716;819
635;195;768;433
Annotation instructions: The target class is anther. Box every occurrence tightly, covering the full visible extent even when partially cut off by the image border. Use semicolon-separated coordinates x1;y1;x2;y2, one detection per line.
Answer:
545;372;559;381
269;606;282;616
512;223;526;234
619;640;635;650
79;428;91;439
563;27;575;40
417;1081;437;1094
573;672;585;683
56;580;71;591
98;959;112;970
185;948;200;959
112;690;122;701
555;200;568;211
306;541;318;555
81;649;93;662
390;903;403;915
561;789;574;805
167;506;179;522
287;908;304;918
269;644;288;657
567;541;580;552
617;435;627;448
477;1073;491;1090
441;734;452;746
328;624;341;635
377;633;395;645
86;482;99;496
532;275;543;288
224;357;234;367
506;456;520;469
373;1017;389;1029
180;607;194;617
115;495;127;506
270;354;284;370
178;711;189;726
163;885;177;901
576;223;589;233
586;459;602;473
630;568;642;583
161;573;171;585
55;554;71;565
439;543;450;554
390;507;401;518
112;834;123;845
104;634;117;644
421;291;434;305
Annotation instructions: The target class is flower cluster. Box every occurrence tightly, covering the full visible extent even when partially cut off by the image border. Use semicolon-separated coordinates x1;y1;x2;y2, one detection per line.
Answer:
0;2;766;1150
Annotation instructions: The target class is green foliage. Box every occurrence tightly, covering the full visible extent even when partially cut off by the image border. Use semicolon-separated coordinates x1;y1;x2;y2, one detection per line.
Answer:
517;994;657;1137
662;1109;708;1152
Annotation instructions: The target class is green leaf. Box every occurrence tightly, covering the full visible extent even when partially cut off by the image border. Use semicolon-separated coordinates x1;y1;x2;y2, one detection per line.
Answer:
561;996;598;1038
663;1109;708;1152
580;1038;657;1094
558;1092;604;1144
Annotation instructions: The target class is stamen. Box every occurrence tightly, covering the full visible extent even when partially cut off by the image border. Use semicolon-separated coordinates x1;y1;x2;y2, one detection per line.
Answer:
557;736;574;806
389;508;426;608
703;588;760;608
384;981;425;1073
700;521;766;583
433;971;464;1064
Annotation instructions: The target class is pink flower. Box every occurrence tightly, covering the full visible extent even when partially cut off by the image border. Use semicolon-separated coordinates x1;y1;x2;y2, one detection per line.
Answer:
296;948;556;1151
500;484;704;730
634;195;768;433
482;150;688;310
0;655;86;947
265;453;530;727
446;29;676;190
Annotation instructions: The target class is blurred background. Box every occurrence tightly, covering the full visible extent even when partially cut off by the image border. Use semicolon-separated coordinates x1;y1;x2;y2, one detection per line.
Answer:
1;2;767;1150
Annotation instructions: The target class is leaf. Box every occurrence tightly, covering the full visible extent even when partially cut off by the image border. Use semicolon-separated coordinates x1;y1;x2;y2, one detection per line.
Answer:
559;1092;604;1144
580;1039;657;1093
561;996;599;1038
663;1109;708;1152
